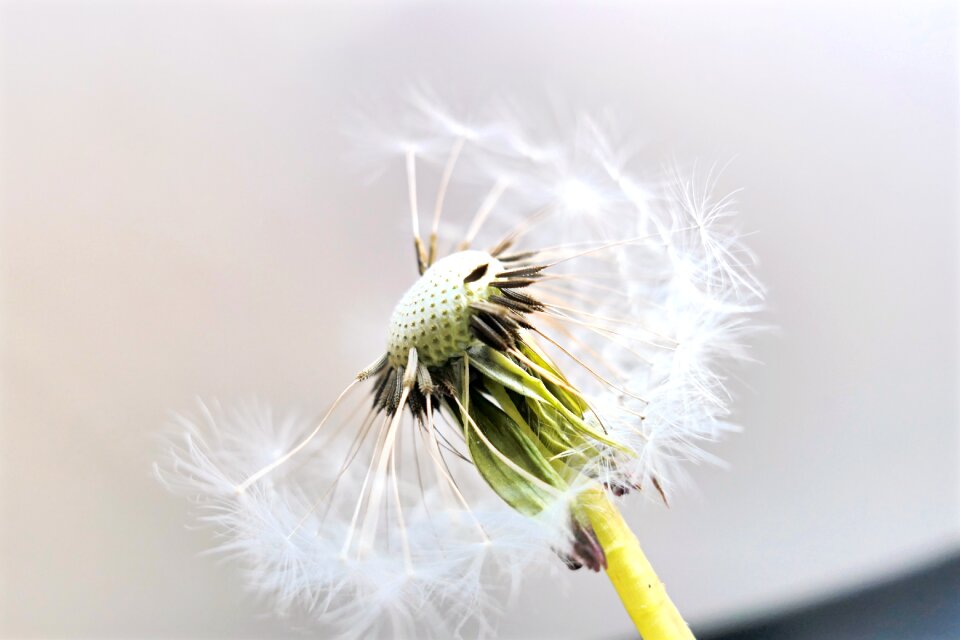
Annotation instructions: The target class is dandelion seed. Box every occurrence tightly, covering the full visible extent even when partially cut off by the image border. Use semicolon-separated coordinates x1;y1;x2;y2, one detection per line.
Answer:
156;95;763;639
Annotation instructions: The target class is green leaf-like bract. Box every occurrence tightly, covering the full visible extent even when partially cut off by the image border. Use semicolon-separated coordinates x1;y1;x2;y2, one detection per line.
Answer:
449;344;622;517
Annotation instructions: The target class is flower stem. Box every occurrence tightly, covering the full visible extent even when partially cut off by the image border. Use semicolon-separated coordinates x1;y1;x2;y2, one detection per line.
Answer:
580;486;695;640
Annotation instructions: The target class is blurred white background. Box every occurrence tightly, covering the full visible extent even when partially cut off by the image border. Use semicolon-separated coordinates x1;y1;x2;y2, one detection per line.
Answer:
1;1;957;638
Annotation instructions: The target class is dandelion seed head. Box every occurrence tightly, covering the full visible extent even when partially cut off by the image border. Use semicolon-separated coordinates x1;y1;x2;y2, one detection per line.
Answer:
157;93;763;638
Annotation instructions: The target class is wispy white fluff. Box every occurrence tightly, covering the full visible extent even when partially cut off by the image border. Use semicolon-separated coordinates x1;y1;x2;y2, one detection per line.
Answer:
157;400;567;639
157;92;763;638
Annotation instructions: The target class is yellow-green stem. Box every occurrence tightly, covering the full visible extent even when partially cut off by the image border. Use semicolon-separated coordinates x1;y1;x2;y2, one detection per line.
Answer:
580;486;695;640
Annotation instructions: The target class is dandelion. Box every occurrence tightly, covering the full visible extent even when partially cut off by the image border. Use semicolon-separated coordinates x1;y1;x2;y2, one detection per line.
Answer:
156;95;762;639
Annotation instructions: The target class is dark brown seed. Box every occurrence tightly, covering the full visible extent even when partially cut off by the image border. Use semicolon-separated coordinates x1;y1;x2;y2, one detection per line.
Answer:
373;368;398;411
652;475;669;506
477;311;519;346
496;265;547;279
491;278;537;289
469;315;511;351
462;263;489;284
497;288;545;311
489;237;515;257
497;250;539;263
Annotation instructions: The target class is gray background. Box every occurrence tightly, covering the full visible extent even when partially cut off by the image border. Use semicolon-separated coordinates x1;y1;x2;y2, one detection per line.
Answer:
1;1;957;638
